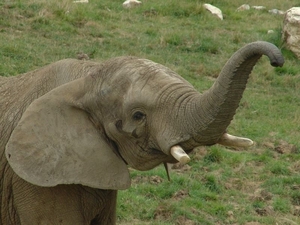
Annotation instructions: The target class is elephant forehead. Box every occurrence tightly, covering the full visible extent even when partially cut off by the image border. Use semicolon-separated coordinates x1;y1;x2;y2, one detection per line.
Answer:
103;57;185;82
98;56;194;104
124;72;186;101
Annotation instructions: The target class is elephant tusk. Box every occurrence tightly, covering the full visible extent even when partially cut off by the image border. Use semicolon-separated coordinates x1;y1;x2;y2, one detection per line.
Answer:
217;133;254;148
170;145;190;164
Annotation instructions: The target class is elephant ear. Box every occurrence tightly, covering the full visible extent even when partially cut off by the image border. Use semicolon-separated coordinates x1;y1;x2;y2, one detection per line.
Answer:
5;78;130;190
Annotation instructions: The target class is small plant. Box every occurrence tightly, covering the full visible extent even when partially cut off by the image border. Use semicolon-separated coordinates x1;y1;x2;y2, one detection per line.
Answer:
267;161;291;175
253;200;265;209
291;192;300;206
204;147;223;163
203;174;221;193
273;197;291;213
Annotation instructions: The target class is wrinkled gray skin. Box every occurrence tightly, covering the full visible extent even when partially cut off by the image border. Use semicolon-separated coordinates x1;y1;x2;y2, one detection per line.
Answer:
0;41;284;224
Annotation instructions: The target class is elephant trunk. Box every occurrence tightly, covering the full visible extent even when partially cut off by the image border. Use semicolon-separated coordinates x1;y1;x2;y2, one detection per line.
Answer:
179;41;284;150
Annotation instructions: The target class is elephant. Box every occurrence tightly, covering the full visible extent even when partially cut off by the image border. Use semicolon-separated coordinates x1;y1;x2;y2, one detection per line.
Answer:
0;41;284;224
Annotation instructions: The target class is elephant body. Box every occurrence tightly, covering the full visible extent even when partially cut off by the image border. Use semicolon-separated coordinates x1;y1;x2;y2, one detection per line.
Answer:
0;42;284;224
1;174;117;224
0;60;119;224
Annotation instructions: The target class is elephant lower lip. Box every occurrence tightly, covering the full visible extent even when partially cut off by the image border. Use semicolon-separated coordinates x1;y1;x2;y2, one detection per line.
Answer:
149;148;167;156
185;149;193;154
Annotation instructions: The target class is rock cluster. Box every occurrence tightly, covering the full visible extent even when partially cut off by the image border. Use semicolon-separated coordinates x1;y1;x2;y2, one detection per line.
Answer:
203;4;300;58
72;1;299;58
203;3;285;19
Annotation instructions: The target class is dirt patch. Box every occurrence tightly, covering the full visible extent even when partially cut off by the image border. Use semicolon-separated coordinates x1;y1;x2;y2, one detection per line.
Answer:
132;175;163;185
154;205;195;225
170;162;192;172
175;216;196;225
118;219;152;225
224;178;262;193
251;188;273;201
172;189;189;200
293;206;300;216
149;175;164;184
275;140;298;154
262;139;298;154
255;206;275;216
244;222;262;225
191;146;208;160
154;205;172;221
291;161;300;173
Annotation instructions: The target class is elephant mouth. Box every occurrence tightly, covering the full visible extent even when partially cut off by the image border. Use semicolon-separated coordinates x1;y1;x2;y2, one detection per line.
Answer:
150;142;194;164
111;136;195;169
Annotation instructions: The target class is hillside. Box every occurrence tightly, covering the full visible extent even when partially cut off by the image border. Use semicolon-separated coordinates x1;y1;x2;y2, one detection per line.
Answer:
1;0;299;224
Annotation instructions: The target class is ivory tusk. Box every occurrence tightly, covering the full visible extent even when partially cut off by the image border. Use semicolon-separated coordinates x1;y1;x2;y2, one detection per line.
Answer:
217;133;254;148
170;146;190;164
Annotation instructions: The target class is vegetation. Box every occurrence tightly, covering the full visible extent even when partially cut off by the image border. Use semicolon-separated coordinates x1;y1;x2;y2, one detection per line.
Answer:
1;0;299;224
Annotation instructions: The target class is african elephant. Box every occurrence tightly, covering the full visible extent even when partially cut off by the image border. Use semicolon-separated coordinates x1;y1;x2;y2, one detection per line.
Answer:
0;41;284;224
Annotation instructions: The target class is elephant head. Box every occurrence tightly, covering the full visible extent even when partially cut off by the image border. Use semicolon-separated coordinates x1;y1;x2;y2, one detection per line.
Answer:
5;41;284;190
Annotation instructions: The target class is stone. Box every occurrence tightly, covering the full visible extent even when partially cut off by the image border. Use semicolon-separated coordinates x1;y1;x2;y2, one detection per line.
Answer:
237;4;250;12
203;3;223;20
252;6;266;10
73;0;88;3
268;9;285;15
122;0;142;9
282;7;300;58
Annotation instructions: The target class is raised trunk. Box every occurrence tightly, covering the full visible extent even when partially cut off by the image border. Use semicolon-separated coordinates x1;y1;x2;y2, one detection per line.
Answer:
182;41;284;148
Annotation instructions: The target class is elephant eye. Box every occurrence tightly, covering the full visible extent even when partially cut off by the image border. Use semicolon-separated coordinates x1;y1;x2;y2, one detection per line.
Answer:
132;111;145;121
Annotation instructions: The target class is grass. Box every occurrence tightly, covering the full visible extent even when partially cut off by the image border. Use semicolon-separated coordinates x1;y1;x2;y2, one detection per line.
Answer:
1;0;300;224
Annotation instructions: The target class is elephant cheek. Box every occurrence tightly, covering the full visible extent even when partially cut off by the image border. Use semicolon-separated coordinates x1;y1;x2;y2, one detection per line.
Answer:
121;148;168;171
105;123;169;170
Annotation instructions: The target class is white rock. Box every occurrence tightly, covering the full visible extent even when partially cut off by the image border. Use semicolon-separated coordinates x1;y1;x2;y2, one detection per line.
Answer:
252;6;266;10
203;3;223;20
123;0;142;9
73;0;88;3
268;9;285;15
267;30;274;34
282;7;300;58
237;4;250;11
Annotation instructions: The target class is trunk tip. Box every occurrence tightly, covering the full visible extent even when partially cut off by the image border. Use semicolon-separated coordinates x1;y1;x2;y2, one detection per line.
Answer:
270;59;284;67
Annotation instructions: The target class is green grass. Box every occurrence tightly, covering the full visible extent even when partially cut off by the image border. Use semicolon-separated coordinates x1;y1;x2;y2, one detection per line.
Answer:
1;0;300;224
